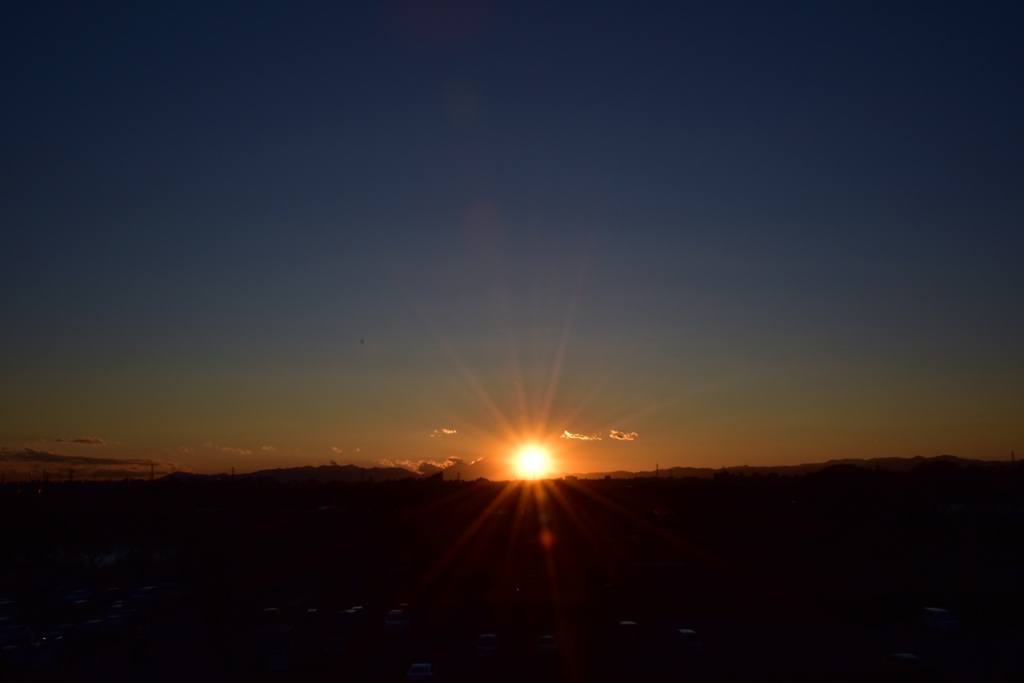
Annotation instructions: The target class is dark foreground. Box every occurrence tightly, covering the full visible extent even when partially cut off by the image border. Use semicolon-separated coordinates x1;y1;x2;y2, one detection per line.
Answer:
3;461;1024;681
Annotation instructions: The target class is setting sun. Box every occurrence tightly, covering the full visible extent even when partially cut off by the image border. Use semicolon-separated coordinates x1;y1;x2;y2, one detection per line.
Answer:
515;445;551;479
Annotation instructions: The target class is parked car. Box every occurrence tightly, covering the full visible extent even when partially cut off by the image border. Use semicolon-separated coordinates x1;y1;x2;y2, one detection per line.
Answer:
536;635;558;656
62;589;94;617
336;608;359;631
882;652;921;672
475;633;498;657
131;586;161;611
618;620;640;641
384;609;411;633
406;662;434;680
922;607;959;632
0;598;21;620
675;628;701;653
42;624;78;660
0;623;34;648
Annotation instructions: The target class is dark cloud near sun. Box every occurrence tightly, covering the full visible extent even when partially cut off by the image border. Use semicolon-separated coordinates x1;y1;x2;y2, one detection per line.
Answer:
376;455;494;478
609;430;638;441
0;448;186;480
56;436;106;445
1;449;136;466
417;457;464;475
378;456;463;474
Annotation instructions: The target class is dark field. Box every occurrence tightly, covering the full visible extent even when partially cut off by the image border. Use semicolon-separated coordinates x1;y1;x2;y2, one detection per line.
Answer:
3;462;1024;681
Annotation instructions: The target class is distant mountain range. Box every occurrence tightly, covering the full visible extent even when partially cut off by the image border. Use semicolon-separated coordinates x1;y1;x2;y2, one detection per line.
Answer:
160;454;1015;484
161;463;420;483
586;454;1011;480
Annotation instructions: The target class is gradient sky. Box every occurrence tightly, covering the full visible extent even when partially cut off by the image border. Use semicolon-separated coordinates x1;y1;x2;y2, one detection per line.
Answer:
3;1;1022;480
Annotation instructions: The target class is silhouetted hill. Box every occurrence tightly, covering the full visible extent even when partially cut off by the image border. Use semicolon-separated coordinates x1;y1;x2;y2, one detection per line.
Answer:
156;453;1012;483
157;464;421;483
570;454;1010;479
237;464;421;482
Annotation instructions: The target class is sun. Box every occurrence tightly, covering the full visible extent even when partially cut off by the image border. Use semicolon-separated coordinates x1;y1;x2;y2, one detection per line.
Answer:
515;444;551;479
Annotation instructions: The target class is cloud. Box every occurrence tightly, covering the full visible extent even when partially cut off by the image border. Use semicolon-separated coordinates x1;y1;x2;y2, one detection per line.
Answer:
260;445;276;452
374;455;499;480
56;436;106;445
430;428;458;437
417;457;466;475
1;449;139;466
375;456;467;475
331;446;344;454
560;430;602;441
609;430;638;441
204;442;253;456
0;448;187;480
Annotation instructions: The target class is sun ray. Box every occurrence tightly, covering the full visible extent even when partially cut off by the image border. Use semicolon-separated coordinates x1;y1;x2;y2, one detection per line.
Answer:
413;309;521;441
406;481;522;598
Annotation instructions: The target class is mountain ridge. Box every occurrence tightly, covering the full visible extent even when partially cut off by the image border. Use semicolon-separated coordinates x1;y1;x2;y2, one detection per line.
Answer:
159;454;1014;483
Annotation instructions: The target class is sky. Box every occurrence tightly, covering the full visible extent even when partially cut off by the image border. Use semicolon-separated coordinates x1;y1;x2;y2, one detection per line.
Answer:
2;0;1022;481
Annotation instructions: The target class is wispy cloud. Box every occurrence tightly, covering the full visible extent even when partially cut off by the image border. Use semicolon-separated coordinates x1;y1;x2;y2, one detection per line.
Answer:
260;445;276;452
0;448;187;480
331;446;344;454
430;428;458;437
1;449;139;466
203;442;253;456
56;436;106;445
376;456;466;475
609;430;638;441
560;430;602;441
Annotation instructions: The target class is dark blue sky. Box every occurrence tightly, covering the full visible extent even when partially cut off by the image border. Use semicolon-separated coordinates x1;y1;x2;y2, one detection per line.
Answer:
3;0;1022;478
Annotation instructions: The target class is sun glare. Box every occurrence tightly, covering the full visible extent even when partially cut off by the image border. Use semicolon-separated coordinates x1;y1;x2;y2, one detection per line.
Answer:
516;445;550;479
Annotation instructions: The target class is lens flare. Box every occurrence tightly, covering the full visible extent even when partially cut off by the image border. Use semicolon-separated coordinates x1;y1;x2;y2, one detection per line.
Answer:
516;445;550;479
